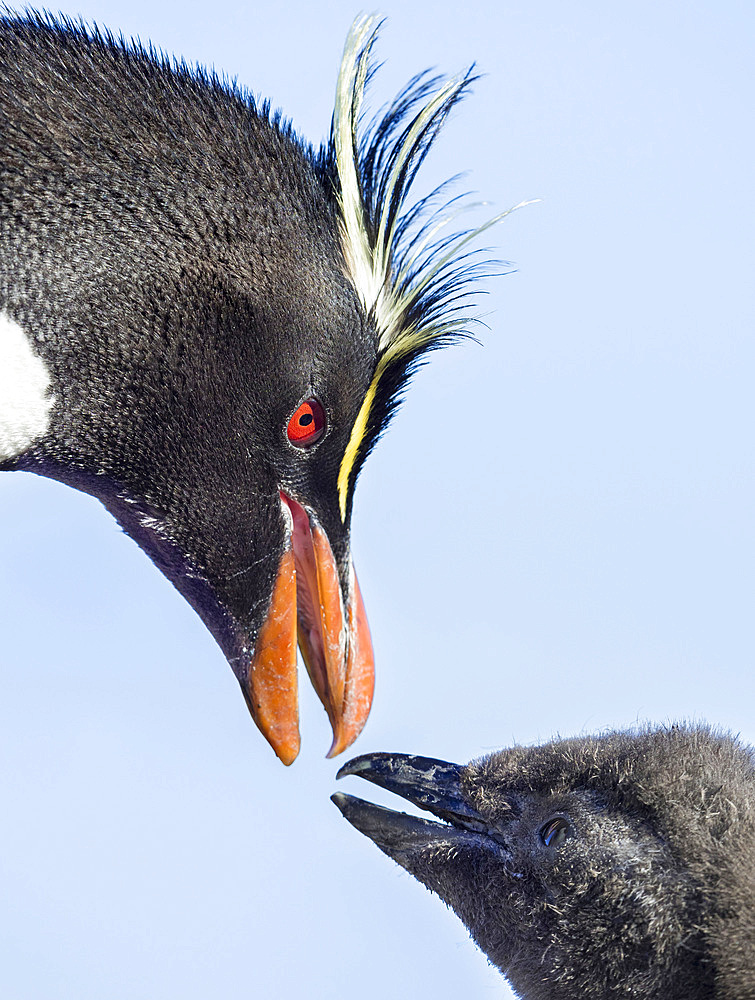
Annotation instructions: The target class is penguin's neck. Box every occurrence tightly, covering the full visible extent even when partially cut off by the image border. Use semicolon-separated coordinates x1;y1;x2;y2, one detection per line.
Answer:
0;311;55;463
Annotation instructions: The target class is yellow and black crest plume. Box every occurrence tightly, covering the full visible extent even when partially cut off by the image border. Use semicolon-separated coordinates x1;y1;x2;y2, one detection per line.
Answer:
331;15;523;520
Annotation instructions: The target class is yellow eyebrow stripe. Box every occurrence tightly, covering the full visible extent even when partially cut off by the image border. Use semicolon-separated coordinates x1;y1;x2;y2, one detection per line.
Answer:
337;355;389;521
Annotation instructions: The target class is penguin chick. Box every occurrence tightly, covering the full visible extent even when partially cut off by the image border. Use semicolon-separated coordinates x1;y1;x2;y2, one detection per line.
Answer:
333;724;755;999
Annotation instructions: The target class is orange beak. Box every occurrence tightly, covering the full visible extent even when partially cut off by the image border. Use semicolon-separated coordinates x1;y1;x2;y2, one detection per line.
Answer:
243;493;374;765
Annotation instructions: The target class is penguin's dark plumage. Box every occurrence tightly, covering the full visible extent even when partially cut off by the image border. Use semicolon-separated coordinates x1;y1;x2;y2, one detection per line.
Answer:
333;724;755;999
0;14;507;762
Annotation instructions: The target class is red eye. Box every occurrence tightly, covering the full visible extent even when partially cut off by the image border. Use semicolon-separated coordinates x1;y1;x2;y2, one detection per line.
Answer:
286;397;326;448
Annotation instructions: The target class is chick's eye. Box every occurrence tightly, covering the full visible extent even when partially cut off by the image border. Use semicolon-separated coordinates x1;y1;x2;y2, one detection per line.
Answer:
540;817;571;849
287;398;326;448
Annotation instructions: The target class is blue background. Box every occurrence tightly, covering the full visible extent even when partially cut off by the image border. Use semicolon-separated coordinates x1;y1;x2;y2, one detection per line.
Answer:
1;2;753;997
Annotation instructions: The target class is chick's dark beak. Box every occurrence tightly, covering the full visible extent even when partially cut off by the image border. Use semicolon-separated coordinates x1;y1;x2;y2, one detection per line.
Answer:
332;752;487;850
244;494;374;765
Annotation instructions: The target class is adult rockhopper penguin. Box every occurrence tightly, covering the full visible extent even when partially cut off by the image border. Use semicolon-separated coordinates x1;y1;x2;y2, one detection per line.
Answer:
334;724;755;999
0;15;510;763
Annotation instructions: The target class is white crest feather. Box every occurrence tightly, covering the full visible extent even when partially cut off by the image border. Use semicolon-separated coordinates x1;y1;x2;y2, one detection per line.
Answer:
332;15;533;519
333;14;527;365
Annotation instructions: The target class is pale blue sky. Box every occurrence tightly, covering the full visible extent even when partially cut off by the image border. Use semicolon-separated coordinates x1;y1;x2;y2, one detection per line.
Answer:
1;3;753;998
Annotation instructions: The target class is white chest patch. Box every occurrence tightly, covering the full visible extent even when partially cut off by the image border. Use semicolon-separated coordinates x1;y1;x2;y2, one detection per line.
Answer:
0;311;55;461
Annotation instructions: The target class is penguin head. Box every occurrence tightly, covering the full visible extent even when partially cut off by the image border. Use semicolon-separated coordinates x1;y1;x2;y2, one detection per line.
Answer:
3;15;512;763
93;230;379;767
333;725;755;999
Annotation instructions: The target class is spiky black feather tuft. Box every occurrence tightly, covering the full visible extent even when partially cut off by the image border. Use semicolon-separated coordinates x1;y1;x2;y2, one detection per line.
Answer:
329;15;525;519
